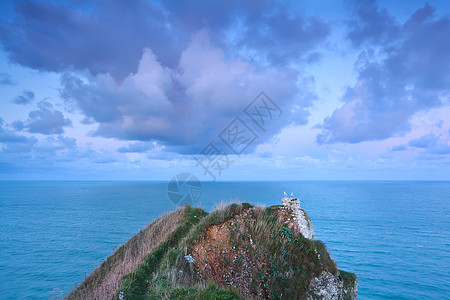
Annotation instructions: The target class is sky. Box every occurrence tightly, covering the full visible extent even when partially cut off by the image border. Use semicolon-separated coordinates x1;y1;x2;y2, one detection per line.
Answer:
0;0;449;181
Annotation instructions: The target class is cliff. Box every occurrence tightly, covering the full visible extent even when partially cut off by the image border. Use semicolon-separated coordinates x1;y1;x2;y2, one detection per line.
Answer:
68;198;357;299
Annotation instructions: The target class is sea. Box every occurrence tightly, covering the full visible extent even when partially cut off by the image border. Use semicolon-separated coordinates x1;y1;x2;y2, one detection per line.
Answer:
0;181;449;299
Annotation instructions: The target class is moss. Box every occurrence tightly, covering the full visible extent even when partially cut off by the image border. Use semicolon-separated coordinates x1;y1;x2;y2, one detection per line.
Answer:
252;207;337;299
339;269;358;299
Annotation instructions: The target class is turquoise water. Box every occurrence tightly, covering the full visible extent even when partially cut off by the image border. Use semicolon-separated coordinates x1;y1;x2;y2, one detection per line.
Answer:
0;181;449;299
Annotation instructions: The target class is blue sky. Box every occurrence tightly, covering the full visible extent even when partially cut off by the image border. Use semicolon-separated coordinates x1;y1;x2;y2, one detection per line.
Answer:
0;0;449;180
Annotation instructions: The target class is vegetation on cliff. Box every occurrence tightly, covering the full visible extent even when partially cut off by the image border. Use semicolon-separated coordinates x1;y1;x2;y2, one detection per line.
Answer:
68;207;192;299
69;202;357;299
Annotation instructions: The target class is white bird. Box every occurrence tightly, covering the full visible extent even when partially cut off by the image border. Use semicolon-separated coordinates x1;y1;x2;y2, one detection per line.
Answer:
290;193;294;197
283;191;287;197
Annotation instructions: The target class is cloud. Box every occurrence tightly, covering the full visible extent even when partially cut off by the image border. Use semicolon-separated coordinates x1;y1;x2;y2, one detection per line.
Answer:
161;0;330;66
317;3;450;144
0;120;120;176
62;31;311;153
55;135;77;149
1;0;328;155
408;133;450;155
27;109;72;135
0;72;16;85
0;118;37;153
408;133;438;148
14;101;72;135
0;117;120;173
117;142;154;153
91;151;118;164
429;144;450;155
0;0;174;78
13;90;35;105
0;0;329;78
347;0;400;46
391;144;407;151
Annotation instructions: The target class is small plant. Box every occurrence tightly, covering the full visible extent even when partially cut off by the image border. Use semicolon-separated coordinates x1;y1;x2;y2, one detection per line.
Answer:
279;226;292;242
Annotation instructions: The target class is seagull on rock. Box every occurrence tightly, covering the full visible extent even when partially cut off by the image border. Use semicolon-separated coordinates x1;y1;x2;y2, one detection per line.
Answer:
284;191;287;197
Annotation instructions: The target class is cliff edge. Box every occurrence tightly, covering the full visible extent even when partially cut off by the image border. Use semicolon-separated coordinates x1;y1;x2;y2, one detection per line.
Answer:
68;198;357;299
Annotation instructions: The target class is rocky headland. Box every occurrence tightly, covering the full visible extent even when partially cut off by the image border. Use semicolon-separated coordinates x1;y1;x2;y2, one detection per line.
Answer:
67;197;357;299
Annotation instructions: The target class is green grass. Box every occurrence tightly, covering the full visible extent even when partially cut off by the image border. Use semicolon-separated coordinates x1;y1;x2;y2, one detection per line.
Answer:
146;282;245;300
339;269;358;300
118;206;207;300
185;202;253;248
242;206;338;299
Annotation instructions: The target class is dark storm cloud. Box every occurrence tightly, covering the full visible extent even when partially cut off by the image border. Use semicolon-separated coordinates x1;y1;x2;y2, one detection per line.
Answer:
317;3;450;144
0;0;329;78
13;101;72;135
13;90;35;105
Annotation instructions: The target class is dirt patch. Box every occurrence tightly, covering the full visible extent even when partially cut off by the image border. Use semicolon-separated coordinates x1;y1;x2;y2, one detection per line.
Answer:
191;208;270;299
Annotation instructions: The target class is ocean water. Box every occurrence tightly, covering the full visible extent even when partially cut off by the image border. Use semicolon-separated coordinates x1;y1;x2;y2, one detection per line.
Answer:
0;181;449;300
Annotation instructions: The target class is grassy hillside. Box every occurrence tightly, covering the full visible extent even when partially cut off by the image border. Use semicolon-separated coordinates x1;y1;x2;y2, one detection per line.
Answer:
67;207;202;299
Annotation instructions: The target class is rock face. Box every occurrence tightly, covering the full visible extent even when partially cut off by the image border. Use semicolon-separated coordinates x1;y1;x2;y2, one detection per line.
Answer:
308;271;344;300
281;197;314;239
308;270;358;300
281;197;357;300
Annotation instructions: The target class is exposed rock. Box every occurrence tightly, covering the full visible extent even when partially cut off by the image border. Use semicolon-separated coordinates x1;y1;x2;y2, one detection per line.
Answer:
341;270;358;300
282;196;302;210
308;271;344;300
282;197;314;239
297;208;314;239
308;270;358;300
